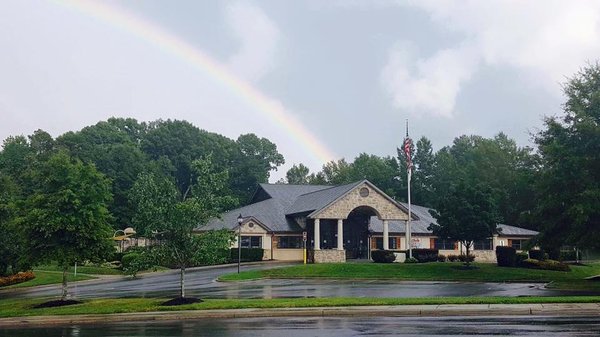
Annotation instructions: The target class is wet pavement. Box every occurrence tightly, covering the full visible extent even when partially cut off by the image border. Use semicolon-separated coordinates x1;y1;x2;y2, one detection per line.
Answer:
2;315;600;336
1;262;596;300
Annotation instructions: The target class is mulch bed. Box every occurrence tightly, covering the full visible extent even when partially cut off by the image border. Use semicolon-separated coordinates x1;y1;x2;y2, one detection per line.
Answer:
33;300;82;309
161;297;203;306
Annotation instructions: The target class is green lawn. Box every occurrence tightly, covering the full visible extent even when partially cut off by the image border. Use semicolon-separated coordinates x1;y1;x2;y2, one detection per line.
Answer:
35;264;123;275
0;296;599;318
4;271;94;289
220;262;600;290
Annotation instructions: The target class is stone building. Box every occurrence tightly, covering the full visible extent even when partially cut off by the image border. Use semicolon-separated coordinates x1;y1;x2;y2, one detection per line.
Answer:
198;180;538;263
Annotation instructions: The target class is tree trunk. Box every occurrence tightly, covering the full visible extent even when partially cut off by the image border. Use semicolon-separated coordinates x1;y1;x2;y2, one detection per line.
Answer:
61;266;68;301
180;266;185;298
465;244;471;267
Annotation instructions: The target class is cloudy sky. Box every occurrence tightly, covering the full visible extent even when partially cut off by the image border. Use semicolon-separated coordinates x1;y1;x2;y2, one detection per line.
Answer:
2;0;600;180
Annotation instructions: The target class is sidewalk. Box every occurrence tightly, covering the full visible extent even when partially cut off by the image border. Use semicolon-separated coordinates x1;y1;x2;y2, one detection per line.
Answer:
1;302;599;327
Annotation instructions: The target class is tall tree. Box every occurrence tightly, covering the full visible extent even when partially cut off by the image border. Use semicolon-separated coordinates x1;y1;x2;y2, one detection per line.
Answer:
230;133;285;201
0;173;25;276
18;152;113;300
130;156;236;300
286;163;311;184
56;119;149;228
428;180;500;266
412;137;436;207
535;63;600;250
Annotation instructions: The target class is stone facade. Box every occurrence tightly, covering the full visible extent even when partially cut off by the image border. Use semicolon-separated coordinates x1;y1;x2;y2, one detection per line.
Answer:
313;182;409;220
313;249;346;263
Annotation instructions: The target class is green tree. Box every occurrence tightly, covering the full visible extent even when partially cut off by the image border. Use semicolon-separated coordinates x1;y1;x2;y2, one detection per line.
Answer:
18;152;113;300
535;63;600;250
230;133;285;201
0;173;25;276
428;180;499;266
286;163;311;184
130;156;236;299
412;137;436;207
56;119;149;228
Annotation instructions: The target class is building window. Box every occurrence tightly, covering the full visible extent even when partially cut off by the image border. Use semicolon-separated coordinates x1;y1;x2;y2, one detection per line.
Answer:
375;237;397;250
241;236;262;248
277;236;302;249
511;239;526;250
434;239;456;250
473;239;493;250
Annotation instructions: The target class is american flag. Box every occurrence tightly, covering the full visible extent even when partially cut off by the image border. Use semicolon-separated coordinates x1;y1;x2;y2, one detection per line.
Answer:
404;127;413;170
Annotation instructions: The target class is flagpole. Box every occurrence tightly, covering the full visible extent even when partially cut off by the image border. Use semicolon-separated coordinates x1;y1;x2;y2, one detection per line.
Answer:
406;161;412;258
406;120;412;259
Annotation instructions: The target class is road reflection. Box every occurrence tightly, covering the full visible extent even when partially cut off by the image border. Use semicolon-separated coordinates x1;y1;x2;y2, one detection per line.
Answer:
2;316;600;337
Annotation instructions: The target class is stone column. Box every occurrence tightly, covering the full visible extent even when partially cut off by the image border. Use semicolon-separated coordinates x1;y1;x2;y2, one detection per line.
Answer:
314;218;321;250
337;219;344;251
492;234;499;250
383;220;389;250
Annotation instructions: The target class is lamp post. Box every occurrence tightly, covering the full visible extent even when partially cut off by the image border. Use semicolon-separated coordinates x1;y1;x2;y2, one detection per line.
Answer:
237;214;243;274
367;227;374;261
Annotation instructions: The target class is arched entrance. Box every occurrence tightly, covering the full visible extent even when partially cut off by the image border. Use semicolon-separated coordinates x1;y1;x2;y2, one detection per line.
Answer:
343;206;379;259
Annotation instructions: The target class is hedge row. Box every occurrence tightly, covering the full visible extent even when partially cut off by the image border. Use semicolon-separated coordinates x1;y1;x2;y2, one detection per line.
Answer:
230;248;264;262
0;271;35;287
372;250;396;263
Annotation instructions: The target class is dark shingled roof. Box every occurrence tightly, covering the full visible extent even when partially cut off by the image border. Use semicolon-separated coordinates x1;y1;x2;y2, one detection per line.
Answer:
200;183;331;232
285;181;362;215
200;182;539;237
369;203;538;237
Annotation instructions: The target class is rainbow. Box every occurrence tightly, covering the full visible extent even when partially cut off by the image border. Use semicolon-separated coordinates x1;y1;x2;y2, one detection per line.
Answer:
52;0;337;165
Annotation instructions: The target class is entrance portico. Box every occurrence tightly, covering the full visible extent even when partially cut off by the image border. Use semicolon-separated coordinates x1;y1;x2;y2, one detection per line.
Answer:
308;181;410;263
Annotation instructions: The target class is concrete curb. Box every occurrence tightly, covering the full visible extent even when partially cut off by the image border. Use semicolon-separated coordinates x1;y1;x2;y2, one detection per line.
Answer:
1;303;599;328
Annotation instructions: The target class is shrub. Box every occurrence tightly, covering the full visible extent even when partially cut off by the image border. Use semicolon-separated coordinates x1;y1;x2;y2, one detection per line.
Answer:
411;249;439;263
121;253;140;270
437;254;447;262
528;249;545;260
0;271;35;287
122;250;156;277
447;254;459;262
230;248;264;262
458;254;475;263
371;250;396;263
496;246;516;267
559;250;577;262
516;252;528;266
520;258;571;272
404;257;418;264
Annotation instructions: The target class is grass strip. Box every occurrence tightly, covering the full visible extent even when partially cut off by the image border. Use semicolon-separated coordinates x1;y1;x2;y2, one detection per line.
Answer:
0;296;599;318
219;262;600;291
35;265;123;275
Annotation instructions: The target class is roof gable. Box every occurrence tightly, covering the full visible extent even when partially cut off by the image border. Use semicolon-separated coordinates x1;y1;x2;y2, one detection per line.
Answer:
304;180;410;220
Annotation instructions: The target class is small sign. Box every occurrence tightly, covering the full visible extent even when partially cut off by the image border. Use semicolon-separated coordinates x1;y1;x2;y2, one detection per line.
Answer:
302;231;307;241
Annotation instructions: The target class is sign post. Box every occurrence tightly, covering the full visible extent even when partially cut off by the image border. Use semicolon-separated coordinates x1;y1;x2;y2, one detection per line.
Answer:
302;231;307;264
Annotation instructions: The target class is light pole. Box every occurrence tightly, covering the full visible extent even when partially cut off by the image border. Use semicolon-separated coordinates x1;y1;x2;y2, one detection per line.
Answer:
237;214;243;274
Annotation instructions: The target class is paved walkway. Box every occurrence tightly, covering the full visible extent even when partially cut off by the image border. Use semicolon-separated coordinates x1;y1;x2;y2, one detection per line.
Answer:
1;303;599;327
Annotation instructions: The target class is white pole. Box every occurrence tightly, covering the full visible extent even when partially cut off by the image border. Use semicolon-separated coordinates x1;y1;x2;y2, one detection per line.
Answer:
74;262;77;277
407;166;412;259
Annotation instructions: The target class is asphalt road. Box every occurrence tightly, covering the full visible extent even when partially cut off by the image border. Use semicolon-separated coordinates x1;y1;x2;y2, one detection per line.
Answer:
3;315;600;336
2;262;595;300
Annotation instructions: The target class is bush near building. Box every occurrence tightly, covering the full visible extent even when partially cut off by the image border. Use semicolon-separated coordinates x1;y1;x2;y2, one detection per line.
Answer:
371;250;396;263
437;254;447;262
520;259;571;272
496;246;517;267
447;254;459;262
528;249;545;260
230;248;264;262
458;254;475;263
411;249;439;263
